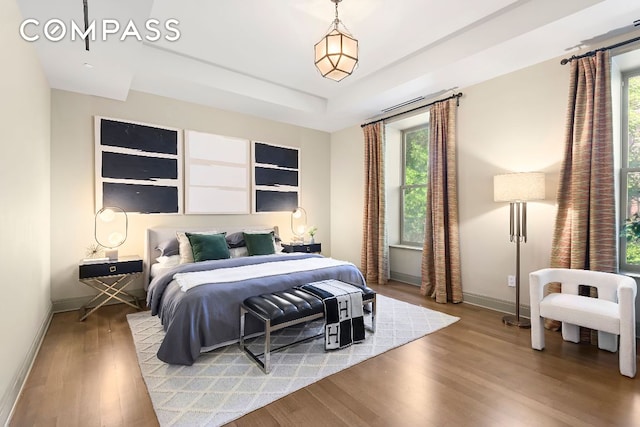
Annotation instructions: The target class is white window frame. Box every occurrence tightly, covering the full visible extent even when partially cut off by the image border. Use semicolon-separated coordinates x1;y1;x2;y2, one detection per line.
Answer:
400;124;429;247
619;68;640;272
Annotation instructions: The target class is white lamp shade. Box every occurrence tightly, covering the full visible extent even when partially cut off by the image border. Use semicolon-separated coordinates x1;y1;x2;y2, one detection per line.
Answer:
493;172;545;202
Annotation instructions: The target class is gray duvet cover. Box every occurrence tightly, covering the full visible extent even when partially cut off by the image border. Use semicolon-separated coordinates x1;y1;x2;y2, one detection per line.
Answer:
146;253;367;365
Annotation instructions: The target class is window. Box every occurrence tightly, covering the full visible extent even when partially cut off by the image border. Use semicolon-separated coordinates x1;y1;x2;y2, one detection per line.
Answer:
621;70;640;271
401;124;429;246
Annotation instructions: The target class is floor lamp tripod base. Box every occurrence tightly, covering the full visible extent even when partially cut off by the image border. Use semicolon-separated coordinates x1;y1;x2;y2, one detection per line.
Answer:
502;315;531;328
502;201;532;329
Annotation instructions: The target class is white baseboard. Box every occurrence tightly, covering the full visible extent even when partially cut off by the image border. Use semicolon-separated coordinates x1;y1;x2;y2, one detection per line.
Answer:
459;292;640;339
389;271;421;286
389;273;531;316
463;291;531;318
1;304;53;427
51;288;147;313
388;277;640;338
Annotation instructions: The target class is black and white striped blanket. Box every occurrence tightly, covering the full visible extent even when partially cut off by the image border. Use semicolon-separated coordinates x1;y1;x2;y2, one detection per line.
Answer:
299;280;365;350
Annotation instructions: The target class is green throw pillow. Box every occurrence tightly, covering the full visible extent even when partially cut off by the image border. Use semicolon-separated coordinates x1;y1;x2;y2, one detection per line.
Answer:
243;232;275;256
186;232;230;262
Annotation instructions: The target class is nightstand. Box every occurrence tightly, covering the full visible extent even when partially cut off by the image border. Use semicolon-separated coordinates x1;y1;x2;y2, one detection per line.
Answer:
282;243;322;254
78;256;143;321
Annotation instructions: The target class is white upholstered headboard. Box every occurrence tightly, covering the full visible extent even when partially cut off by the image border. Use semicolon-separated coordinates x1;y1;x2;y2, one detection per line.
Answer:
143;225;280;287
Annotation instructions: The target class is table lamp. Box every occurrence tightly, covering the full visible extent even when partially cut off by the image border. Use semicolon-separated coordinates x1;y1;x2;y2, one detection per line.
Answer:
95;206;128;261
291;207;307;244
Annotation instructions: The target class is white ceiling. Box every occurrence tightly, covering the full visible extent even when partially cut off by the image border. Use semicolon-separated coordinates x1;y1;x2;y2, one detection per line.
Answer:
16;0;640;132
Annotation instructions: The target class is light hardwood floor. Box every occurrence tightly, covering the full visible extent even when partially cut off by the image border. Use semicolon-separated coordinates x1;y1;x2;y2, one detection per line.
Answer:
9;281;640;426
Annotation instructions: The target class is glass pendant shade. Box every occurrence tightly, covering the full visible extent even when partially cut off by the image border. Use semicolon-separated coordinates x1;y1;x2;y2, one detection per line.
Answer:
315;29;358;81
314;1;358;82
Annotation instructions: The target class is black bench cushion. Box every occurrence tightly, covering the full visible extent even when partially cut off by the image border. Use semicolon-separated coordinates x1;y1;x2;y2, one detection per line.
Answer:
243;285;375;326
244;288;323;325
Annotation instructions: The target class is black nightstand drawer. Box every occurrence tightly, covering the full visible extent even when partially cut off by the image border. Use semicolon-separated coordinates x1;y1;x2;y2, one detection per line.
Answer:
79;259;143;279
282;243;322;254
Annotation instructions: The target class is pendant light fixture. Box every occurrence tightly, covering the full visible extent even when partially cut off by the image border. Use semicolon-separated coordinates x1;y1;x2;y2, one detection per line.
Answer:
314;0;358;82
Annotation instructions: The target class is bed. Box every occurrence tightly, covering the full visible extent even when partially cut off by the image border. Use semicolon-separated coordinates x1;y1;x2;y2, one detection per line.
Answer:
144;225;367;365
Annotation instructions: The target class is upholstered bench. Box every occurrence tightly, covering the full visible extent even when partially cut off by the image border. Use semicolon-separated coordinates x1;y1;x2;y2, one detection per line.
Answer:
239;282;376;373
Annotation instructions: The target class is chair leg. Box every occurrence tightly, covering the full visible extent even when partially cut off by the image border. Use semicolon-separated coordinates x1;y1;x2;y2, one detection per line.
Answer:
562;322;580;343
619;331;637;378
598;331;618;353
531;314;545;350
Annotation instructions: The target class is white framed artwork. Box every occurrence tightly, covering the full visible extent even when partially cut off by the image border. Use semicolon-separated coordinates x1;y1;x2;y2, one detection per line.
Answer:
95;116;183;214
184;130;251;214
252;141;300;213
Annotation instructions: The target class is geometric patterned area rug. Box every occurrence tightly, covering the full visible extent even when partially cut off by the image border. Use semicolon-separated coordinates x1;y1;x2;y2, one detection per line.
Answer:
127;295;459;427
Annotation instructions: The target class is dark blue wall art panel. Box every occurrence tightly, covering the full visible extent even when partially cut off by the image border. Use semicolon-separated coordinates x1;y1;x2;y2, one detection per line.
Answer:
101;152;178;180
252;141;300;213
254;142;298;169
103;183;179;214
100;119;178;155
255;190;299;213
96;117;182;214
254;167;298;187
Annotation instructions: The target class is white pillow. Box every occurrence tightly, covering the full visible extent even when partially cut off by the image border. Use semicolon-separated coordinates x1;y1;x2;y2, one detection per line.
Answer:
229;247;249;258
156;255;181;266
176;231;219;264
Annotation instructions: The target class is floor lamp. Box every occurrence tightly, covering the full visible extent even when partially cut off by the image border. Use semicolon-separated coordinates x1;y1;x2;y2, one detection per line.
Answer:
493;172;545;328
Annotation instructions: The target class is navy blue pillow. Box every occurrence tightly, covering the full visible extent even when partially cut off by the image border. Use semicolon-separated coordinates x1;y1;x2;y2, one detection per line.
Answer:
156;238;179;256
226;230;281;248
225;231;246;248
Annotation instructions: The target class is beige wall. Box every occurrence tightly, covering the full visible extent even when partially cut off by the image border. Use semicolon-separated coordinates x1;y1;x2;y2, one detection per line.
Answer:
0;0;51;423
457;56;566;306
330;125;364;264
50;90;331;304
330;55;568;308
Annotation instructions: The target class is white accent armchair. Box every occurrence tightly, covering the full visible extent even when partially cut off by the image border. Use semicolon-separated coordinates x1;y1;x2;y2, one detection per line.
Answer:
529;268;637;378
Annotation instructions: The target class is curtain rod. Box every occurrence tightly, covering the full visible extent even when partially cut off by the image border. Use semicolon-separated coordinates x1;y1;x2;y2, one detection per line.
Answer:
360;92;463;128
560;34;640;65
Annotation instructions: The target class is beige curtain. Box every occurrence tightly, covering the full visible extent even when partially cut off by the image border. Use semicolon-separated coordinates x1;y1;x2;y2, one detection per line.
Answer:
361;122;389;285
420;98;462;303
548;50;615;333
551;50;615;272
